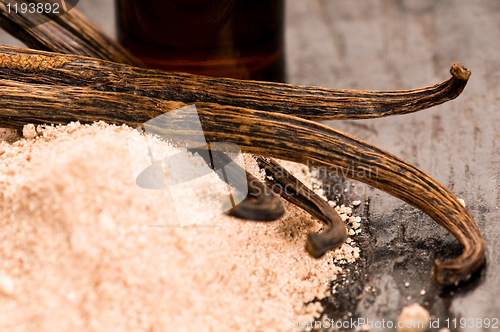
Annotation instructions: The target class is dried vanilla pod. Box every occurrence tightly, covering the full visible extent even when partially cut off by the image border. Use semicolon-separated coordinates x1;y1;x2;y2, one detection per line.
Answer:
0;0;142;66
187;146;286;222
255;156;348;258
0;45;470;122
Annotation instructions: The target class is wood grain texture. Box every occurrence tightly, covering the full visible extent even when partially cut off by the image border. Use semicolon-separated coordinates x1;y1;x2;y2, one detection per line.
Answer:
283;2;500;319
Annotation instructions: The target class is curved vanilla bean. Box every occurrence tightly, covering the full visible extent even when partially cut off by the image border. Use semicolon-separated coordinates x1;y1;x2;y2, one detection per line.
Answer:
0;79;484;285
255;156;348;258
187;147;286;222
0;2;142;67
179;103;486;286
0;45;469;121
226;171;285;222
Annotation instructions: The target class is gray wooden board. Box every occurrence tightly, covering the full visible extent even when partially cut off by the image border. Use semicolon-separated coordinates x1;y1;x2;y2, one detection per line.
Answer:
1;0;499;330
285;1;500;330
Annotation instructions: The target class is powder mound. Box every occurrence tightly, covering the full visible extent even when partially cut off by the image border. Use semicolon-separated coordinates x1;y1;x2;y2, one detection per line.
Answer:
0;122;362;332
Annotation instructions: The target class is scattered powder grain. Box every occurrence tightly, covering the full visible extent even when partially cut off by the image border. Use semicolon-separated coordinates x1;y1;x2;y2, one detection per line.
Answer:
0;128;18;142
22;124;37;140
396;303;430;332
0;122;362;332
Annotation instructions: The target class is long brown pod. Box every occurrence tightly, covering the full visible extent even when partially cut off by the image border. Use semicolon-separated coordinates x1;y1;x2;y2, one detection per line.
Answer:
226;170;286;222
0;45;469;121
187;146;286;222
0;0;142;66
0;8;482;284
0;74;485;285
255;156;348;258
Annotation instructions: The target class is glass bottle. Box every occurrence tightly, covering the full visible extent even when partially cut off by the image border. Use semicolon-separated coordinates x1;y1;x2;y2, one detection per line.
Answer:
115;0;285;82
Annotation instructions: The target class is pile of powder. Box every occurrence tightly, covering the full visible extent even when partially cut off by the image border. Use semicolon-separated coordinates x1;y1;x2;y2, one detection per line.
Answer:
0;122;362;332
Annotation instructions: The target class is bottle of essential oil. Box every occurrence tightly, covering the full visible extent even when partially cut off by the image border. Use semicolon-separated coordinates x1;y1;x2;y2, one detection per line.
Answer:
115;0;285;82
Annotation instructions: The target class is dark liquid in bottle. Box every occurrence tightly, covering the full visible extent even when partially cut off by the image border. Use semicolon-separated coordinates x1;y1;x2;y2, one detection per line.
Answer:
116;0;285;82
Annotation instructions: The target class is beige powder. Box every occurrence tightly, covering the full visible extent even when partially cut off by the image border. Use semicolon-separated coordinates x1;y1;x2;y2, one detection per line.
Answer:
396;303;430;332
0;122;361;332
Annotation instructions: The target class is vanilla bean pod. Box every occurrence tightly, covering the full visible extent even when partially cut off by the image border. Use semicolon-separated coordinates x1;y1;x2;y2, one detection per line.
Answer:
225;170;286;222
0;8;482;284
0;46;469;121
0;73;484;285
0;44;471;238
0;5;470;121
187;146;285;222
0;0;142;66
255;156;348;258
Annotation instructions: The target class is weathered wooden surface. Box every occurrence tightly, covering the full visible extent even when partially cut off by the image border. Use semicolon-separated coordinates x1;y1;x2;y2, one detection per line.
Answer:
1;0;499;329
285;0;500;329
